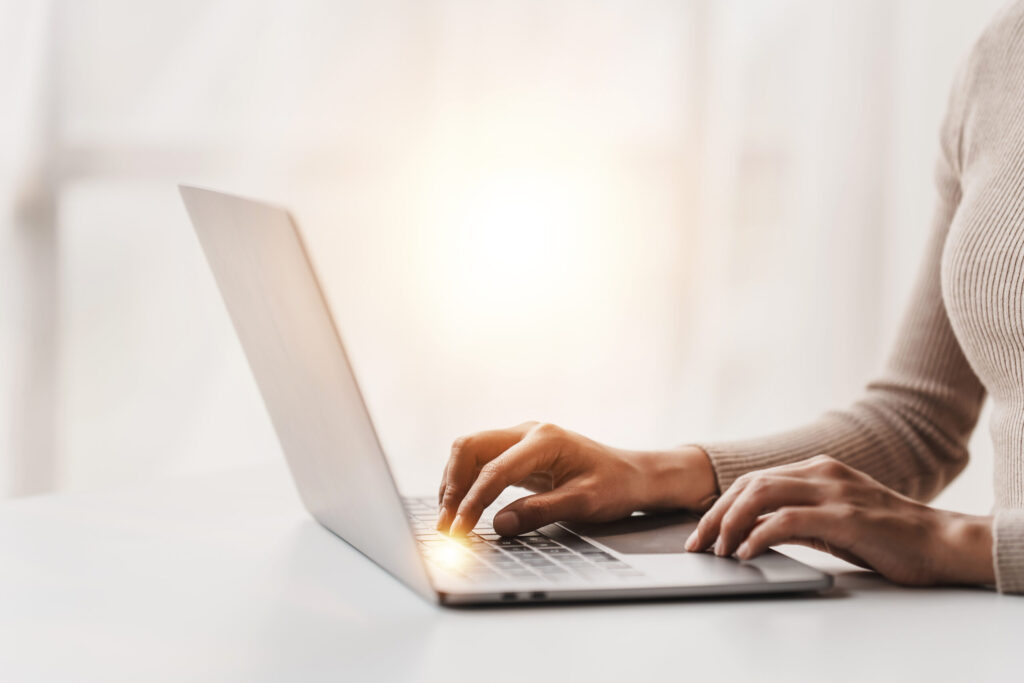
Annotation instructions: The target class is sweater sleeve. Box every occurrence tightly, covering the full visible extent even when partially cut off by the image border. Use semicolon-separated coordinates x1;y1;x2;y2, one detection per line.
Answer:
697;65;987;504
995;510;1024;593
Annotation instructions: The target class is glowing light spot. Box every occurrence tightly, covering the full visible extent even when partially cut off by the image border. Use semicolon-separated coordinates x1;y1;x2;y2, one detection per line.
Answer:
450;171;577;301
428;537;469;570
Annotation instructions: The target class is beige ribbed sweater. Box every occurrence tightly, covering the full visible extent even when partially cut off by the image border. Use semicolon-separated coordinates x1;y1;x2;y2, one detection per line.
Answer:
701;4;1024;593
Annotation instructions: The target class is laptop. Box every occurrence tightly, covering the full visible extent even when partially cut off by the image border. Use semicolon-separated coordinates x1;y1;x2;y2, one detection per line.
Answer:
179;185;832;606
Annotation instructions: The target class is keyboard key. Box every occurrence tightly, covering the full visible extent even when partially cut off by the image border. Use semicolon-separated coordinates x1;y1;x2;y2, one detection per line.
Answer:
551;533;589;546
504;568;537;578
488;563;522;573
488;549;520;559
475;547;504;556
588;552;620;562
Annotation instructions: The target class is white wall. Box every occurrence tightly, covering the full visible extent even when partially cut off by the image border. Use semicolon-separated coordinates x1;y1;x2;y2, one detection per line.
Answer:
0;0;1009;516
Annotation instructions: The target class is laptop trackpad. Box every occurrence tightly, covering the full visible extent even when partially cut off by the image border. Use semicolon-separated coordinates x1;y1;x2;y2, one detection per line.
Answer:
560;511;699;554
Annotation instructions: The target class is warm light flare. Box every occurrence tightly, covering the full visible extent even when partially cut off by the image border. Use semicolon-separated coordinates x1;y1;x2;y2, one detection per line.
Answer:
426;536;470;570
449;170;579;300
422;164;610;332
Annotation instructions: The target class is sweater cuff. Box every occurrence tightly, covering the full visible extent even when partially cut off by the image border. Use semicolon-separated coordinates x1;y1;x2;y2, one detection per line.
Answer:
994;509;1024;594
697;439;811;494
700;443;751;493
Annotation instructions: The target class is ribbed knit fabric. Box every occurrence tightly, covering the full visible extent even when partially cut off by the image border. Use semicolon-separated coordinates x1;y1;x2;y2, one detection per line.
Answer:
700;3;1024;593
995;510;1024;592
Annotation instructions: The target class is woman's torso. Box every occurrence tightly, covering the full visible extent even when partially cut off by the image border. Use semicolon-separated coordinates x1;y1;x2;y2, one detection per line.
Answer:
941;3;1024;507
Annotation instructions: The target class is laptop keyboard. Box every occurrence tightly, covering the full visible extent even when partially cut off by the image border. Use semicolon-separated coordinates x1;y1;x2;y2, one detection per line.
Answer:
403;497;643;584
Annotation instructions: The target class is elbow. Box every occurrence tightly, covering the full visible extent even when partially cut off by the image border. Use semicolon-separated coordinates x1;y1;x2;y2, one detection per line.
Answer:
903;443;970;503
852;387;978;502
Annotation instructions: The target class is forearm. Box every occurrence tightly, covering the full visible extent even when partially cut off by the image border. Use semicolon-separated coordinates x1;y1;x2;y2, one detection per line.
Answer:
698;388;978;502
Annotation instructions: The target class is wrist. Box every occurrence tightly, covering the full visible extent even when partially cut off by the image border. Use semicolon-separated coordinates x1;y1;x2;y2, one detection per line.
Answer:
633;445;718;512
938;513;994;585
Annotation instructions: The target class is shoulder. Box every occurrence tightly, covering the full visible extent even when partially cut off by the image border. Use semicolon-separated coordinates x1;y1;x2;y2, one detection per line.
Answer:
965;1;1024;79
956;2;1024;103
941;2;1024;183
975;1;1024;52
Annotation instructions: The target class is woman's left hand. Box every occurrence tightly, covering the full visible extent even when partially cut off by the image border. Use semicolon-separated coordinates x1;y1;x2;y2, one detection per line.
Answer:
684;454;994;586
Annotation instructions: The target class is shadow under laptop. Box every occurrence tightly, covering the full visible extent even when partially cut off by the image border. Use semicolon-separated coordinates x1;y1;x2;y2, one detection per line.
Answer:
448;582;852;611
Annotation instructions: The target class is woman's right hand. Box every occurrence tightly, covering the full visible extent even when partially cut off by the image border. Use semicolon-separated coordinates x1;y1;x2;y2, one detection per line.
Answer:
436;421;719;537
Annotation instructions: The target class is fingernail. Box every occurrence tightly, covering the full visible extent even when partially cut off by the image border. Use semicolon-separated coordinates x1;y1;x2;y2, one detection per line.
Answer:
685;529;699;551
436;508;451;532
713;539;724;556
450;514;464;536
736;542;750;559
493;511;519;536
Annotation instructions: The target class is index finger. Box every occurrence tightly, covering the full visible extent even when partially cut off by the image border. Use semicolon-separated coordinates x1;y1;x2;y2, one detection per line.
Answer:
450;433;556;535
438;422;533;531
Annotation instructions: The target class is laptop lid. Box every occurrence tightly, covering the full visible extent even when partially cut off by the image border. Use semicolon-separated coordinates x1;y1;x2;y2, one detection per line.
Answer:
179;185;436;603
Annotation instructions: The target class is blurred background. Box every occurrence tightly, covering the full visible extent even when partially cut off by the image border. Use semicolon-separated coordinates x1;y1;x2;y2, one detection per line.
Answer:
0;0;1007;512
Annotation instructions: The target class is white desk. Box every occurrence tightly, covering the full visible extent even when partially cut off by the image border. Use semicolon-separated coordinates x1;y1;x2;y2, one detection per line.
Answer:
1;462;1019;683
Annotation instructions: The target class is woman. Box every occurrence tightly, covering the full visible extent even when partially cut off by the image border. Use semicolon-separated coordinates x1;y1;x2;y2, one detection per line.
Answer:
436;3;1024;593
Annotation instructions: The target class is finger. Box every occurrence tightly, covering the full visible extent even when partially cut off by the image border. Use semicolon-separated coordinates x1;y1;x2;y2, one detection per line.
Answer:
436;461;456;530
492;488;591;536
686;470;760;552
686;457;840;552
450;434;555;536
437;462;449;507
715;476;823;556
735;505;853;560
436;462;452;530
438;424;531;531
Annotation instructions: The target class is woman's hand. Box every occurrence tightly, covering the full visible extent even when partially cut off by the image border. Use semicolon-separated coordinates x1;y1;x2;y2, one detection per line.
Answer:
436;421;718;537
685;454;995;586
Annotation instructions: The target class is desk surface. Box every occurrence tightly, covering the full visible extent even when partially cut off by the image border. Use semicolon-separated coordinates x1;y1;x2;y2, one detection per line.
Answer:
0;462;1018;683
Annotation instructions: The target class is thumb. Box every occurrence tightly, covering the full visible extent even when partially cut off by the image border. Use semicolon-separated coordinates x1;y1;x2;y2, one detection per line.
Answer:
493;489;587;536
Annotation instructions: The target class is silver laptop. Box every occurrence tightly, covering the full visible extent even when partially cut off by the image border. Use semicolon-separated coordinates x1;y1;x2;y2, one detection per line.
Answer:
180;185;832;606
